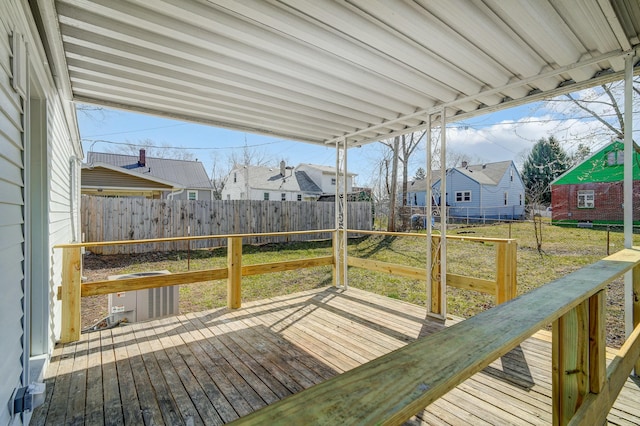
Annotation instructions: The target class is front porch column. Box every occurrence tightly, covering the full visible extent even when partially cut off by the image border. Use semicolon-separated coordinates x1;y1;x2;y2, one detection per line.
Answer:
334;137;348;288
623;50;637;357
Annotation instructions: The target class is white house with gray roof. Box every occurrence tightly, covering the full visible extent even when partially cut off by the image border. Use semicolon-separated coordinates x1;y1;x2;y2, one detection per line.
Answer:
83;150;214;200
408;161;525;220
223;162;355;201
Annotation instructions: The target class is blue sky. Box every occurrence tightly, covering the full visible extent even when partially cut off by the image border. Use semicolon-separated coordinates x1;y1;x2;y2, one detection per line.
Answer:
77;84;638;187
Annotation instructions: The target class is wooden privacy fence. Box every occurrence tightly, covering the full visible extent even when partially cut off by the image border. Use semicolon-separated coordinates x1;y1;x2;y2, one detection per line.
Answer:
81;196;372;254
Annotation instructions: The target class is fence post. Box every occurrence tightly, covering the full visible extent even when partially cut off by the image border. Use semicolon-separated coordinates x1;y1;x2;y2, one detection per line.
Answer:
227;237;242;309
60;247;82;343
552;300;590;425
496;241;517;304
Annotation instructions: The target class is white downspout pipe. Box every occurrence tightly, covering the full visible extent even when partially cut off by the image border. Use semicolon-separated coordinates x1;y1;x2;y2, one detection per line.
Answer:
167;188;184;200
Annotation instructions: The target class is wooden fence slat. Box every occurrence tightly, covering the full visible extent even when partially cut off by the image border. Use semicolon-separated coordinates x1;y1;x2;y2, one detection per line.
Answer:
80;196;371;254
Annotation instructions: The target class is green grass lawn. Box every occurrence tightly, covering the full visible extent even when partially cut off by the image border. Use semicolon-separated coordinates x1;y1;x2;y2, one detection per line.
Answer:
83;221;635;347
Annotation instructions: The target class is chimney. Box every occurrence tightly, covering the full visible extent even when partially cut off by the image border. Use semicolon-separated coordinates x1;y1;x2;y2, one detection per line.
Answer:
280;160;286;176
138;149;146;167
461;161;468;168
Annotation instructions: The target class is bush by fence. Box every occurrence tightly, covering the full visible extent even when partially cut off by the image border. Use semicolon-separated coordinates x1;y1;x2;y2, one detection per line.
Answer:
81;196;372;254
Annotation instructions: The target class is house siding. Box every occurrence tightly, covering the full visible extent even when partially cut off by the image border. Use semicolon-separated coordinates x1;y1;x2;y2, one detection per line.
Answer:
552;181;640;224
0;4;27;424
1;2;80;424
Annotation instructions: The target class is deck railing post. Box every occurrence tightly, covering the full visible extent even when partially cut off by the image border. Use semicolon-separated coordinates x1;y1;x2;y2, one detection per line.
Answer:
589;290;606;393
60;246;82;343
634;264;640;376
496;241;517;304
552;300;590;426
429;235;443;316
227;237;242;309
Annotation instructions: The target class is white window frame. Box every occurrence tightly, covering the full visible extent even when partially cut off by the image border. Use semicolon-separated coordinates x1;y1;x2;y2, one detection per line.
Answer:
455;190;471;202
297;194;302;201
331;178;336;185
577;190;595;208
187;190;198;201
264;192;270;200
504;192;508;206
281;193;286;201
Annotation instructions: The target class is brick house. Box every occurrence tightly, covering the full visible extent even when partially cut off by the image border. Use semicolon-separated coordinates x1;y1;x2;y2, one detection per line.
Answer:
550;140;640;226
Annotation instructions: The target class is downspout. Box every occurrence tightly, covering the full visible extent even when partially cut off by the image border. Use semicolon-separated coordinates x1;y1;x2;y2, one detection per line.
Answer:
167;188;184;200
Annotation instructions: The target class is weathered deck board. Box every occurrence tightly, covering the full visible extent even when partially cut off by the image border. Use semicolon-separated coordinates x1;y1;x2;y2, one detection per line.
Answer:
33;287;640;425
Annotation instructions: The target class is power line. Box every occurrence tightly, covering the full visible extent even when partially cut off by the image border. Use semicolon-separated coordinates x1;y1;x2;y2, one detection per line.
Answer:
82;138;288;150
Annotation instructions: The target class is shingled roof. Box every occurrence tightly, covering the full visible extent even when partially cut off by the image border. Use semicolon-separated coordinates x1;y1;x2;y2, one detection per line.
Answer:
86;151;213;189
237;165;322;193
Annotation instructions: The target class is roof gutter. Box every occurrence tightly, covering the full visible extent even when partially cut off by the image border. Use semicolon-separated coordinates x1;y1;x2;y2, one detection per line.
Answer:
167;188;184;200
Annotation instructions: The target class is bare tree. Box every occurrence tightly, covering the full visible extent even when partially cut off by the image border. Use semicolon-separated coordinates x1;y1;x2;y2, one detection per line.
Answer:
228;140;274;167
536;77;639;150
106;138;195;161
381;131;425;230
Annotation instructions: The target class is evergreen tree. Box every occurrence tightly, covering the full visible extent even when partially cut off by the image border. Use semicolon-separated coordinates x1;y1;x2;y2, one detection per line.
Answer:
521;136;570;204
414;167;426;180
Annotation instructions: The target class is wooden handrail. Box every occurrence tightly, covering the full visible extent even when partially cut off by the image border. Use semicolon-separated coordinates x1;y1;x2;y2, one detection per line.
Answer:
348;228;515;243
231;248;640;425
54;229;337;248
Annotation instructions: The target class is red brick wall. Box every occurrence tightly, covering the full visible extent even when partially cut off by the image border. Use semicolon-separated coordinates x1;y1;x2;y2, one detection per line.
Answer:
551;181;640;222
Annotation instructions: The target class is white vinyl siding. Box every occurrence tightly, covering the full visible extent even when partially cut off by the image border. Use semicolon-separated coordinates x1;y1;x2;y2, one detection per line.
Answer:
0;10;26;424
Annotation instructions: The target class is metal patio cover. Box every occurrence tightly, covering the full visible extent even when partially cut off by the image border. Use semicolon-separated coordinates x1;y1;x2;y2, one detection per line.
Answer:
39;0;640;147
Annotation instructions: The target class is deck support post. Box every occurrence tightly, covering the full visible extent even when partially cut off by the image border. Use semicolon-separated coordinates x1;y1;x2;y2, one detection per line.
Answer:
227;237;242;309
334;137;348;289
60;246;82;343
552;300;590;425
496;241;517;304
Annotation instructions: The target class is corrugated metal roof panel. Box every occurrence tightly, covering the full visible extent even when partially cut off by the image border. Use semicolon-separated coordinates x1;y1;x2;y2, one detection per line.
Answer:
39;0;640;147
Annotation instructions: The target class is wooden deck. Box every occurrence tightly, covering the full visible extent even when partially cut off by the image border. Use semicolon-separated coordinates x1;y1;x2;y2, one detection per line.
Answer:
33;287;640;425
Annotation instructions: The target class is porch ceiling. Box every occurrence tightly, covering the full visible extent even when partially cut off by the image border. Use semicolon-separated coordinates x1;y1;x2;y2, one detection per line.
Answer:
39;0;640;147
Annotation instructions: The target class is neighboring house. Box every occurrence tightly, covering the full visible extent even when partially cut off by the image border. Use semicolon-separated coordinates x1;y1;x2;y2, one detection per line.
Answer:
551;140;640;226
420;161;525;220
83;150;214;200
1;3;82;424
296;163;355;194
406;175;439;207
222;162;354;201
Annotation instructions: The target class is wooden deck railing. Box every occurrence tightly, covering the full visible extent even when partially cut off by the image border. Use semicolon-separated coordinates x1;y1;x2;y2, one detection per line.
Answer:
347;229;517;305
232;248;640;426
56;229;335;342
55;229;517;343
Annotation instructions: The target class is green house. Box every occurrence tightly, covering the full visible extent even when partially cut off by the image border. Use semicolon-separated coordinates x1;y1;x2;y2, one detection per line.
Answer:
551;140;640;226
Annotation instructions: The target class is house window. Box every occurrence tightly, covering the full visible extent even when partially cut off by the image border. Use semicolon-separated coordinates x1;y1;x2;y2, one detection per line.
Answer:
264;192;269;200
455;191;471;202
608;150;624;166
281;193;286;201
187;191;197;201
510;169;513;181
297;194;302;201
577;190;594;208
504;192;508;205
331;178;336;185
519;193;523;206
233;172;237;183
227;194;231;200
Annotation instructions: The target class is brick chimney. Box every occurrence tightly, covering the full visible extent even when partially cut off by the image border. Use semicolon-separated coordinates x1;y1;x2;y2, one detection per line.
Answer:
138;149;146;167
